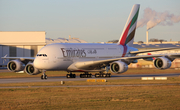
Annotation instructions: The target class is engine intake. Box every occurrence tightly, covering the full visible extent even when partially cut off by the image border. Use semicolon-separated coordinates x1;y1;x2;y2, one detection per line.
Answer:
110;61;128;74
7;60;25;72
154;57;171;69
25;63;41;75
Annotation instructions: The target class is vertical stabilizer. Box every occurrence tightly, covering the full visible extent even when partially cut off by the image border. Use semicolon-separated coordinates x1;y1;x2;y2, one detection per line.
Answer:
118;4;140;46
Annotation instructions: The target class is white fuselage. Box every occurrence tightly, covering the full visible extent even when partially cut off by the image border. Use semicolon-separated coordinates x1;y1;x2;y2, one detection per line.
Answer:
33;43;138;71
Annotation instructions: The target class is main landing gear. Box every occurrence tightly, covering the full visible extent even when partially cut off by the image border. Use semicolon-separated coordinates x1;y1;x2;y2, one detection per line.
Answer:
66;72;92;78
66;72;76;78
80;72;92;78
65;72;111;78
41;70;47;80
95;72;111;78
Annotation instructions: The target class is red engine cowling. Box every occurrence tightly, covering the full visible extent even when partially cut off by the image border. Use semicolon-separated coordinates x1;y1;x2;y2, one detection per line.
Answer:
110;61;128;74
153;57;171;69
7;60;25;72
25;63;41;75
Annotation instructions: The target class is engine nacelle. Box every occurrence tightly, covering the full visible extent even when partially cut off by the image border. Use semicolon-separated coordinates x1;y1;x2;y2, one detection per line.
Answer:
7;60;25;72
25;63;41;75
110;61;128;74
154;57;171;69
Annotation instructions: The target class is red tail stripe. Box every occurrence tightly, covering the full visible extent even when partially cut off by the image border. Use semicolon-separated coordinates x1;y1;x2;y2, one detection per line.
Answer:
119;20;132;45
122;46;127;57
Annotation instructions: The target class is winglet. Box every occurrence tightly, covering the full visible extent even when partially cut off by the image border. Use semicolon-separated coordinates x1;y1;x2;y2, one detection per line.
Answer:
118;4;140;46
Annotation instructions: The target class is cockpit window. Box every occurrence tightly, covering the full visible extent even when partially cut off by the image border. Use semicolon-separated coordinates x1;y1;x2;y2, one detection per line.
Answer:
37;54;47;57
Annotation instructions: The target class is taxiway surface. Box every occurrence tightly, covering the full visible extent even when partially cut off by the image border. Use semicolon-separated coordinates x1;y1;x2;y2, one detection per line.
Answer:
0;73;180;84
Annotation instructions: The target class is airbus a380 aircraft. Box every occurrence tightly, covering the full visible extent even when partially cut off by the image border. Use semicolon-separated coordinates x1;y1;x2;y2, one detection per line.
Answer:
3;4;180;79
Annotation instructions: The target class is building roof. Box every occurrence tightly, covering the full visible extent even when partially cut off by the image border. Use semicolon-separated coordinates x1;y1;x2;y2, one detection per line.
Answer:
0;31;46;45
132;43;180;49
46;37;87;44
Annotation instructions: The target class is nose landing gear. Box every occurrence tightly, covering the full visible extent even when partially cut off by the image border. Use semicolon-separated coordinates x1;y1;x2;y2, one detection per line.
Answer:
41;70;47;79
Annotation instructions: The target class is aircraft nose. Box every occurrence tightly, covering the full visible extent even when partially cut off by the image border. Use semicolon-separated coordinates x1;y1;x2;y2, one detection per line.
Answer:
33;57;41;69
33;57;49;70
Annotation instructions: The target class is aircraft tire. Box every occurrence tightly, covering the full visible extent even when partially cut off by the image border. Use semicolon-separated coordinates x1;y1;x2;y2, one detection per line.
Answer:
44;75;47;79
66;74;70;78
41;75;48;79
94;73;111;78
88;74;92;78
95;73;99;78
80;74;92;78
41;75;44;79
80;74;83;78
73;74;76;78
108;73;111;77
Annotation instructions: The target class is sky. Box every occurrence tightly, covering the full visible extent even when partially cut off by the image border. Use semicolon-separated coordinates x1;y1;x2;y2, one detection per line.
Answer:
0;0;180;43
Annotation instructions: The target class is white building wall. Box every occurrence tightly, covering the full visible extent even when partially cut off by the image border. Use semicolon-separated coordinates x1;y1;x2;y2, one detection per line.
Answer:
37;46;44;52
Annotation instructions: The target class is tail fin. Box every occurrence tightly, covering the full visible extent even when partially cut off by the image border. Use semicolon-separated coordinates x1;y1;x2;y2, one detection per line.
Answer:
118;4;140;46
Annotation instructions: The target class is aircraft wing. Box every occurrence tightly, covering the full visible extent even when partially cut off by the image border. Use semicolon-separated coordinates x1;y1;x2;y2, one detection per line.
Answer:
1;57;35;61
130;47;179;54
73;53;180;70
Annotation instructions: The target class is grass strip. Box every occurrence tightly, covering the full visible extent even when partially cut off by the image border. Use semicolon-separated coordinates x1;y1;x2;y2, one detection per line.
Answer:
0;85;180;110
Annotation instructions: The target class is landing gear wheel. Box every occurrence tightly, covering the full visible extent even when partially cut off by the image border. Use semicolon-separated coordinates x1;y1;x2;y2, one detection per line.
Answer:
95;73;99;78
103;74;106;77
80;73;92;78
66;74;70;78
95;73;111;78
80;74;84;78
41;70;47;80
66;73;76;78
44;75;47;79
73;74;76;78
107;73;111;77
41;75;47;80
88;74;92;78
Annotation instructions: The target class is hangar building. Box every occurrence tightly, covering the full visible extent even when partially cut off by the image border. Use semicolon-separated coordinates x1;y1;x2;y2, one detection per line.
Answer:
0;31;46;66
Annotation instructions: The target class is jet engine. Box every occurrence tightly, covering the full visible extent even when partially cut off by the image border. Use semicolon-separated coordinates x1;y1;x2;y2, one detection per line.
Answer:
7;60;25;72
25;63;41;75
154;57;171;69
110;61;128;74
